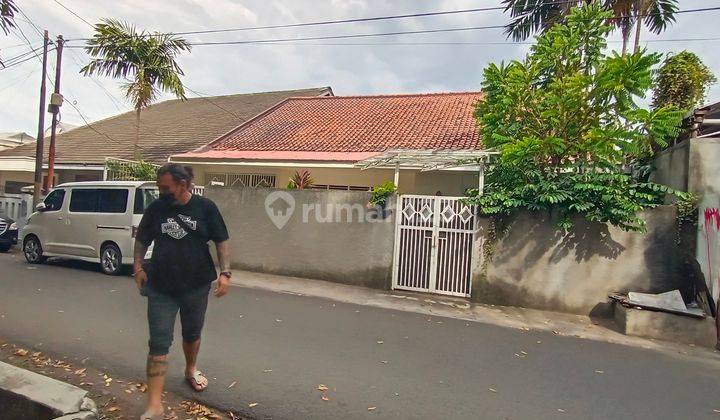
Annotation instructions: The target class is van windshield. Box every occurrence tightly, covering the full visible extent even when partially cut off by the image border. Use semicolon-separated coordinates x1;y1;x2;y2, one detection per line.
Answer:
134;188;159;214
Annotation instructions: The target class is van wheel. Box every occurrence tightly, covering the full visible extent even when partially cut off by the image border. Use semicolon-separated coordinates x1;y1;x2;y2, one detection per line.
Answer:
100;243;123;276
23;236;46;264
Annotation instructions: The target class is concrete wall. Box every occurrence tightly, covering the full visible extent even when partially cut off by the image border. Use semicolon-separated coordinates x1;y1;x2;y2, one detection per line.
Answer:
206;186;396;289
687;138;720;302
650;140;689;193
187;163;477;196
472;206;686;316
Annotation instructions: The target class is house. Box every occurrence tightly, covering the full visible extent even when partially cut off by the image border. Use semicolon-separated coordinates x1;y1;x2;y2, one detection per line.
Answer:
170;92;485;196
0;87;333;193
0;132;34;152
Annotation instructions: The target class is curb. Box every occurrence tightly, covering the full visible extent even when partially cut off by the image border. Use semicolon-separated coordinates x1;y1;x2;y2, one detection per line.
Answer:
0;361;98;419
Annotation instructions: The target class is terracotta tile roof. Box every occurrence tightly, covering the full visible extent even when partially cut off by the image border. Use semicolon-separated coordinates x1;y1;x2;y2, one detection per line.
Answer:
0;87;332;164
177;92;482;160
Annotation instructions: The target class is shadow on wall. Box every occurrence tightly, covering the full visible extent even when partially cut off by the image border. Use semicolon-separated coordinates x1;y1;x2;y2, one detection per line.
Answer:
474;206;685;316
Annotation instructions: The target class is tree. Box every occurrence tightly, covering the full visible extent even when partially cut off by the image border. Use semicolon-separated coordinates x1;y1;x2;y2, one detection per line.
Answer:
468;4;685;232
502;0;678;55
0;0;17;35
0;0;18;66
81;19;191;156
652;51;717;112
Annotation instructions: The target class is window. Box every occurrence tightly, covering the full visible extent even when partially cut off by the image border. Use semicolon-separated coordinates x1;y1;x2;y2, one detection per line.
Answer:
70;189;98;212
4;181;32;194
204;172;276;187
310;184;371;191
70;189;129;213
134;188;159;214
98;189;129;213
43;189;65;211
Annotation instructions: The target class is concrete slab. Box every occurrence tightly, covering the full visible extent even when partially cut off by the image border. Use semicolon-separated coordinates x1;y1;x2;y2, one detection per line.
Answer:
614;303;716;348
0;361;97;419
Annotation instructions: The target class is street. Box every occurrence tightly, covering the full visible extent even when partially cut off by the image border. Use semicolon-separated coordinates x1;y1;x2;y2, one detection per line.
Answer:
2;250;720;420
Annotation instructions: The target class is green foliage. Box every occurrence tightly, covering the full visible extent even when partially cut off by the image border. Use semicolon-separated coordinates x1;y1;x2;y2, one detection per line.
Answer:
468;4;684;232
652;51;717;112
287;170;314;189
81;19;191;110
502;0;678;54
106;159;158;181
369;181;397;206
0;0;17;35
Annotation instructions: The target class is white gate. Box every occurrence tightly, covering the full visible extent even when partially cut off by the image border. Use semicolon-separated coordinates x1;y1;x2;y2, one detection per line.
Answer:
393;195;476;297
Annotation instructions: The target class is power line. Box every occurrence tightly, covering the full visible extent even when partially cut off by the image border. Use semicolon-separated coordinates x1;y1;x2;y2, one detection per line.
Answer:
52;0;94;28
184;86;241;119
64;3;720;44
62;6;720;49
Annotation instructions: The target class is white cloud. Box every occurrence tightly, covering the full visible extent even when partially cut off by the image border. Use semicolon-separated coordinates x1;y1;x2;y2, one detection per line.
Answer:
0;0;718;134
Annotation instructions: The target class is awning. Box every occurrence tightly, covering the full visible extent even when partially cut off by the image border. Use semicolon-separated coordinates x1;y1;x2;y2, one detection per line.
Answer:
355;149;498;193
355;149;497;172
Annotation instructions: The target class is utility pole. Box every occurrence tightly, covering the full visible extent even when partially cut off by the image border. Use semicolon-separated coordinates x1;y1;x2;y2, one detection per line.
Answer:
45;35;64;191
32;30;50;207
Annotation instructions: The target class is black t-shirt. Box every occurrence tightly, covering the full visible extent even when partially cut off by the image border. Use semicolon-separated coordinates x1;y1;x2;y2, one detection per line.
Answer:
137;195;229;295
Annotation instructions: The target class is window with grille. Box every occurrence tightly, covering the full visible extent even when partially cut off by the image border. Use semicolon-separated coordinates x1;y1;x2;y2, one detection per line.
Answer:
310;184;371;191
204;173;276;188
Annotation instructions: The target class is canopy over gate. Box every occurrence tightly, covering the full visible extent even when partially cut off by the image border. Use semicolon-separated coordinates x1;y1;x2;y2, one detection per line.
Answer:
355;149;498;193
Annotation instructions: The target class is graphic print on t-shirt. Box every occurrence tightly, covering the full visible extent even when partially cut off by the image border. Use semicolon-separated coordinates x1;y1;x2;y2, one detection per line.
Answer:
160;214;197;240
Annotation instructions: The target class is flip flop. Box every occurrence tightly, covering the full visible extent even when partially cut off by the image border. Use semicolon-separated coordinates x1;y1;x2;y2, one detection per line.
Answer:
139;408;164;420
186;370;208;392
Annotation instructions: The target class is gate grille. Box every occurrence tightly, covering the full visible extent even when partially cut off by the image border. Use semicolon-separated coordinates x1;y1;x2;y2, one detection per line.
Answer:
394;195;476;297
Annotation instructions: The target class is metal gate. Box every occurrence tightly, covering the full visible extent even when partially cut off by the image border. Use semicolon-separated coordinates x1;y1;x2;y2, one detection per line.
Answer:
393;195;477;297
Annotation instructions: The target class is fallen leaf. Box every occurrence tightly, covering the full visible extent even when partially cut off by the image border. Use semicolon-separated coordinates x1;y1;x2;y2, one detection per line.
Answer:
317;384;329;391
248;403;259;408
595;370;604;374
368;407;377;411
74;368;86;375
32;351;42;357
106;406;120;412
488;388;497;393
14;349;28;357
376;340;384;344
321;395;330;401
228;381;237;389
380;361;388;364
262;369;272;373
558;409;566;413
124;389;132;394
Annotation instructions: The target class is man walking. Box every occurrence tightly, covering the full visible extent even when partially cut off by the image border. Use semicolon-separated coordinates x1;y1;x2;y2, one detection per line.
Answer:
133;163;231;420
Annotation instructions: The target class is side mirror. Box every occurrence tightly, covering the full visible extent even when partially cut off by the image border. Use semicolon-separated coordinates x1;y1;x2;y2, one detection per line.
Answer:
35;202;47;212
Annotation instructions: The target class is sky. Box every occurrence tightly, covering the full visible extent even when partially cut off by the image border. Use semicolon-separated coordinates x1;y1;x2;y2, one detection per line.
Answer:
0;0;718;135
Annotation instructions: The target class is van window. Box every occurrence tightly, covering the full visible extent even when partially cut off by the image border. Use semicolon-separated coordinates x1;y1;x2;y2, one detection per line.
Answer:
70;189;129;213
44;189;65;211
134;188;159;214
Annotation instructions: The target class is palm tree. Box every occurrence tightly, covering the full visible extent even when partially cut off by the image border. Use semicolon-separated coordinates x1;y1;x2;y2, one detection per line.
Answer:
1;0;18;66
502;0;677;55
0;0;17;34
80;19;191;156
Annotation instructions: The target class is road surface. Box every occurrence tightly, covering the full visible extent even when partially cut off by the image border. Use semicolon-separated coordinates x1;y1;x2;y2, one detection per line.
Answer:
1;250;720;419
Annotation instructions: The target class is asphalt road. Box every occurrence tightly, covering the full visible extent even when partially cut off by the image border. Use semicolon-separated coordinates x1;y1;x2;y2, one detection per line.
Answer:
2;250;720;420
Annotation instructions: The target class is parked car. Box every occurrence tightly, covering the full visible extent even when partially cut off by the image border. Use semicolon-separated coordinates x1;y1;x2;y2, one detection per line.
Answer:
0;215;18;252
20;181;158;275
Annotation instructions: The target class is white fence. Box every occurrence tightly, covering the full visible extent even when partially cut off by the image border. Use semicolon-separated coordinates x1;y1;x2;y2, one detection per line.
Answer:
0;191;32;224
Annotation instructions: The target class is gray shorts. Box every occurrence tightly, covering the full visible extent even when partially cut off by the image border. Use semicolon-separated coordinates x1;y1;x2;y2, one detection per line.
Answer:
143;283;211;356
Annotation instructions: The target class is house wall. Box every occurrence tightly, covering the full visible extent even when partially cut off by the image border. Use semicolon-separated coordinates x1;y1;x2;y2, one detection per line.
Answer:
55;169;103;184
471;206;687;316
205;186;397;289
0;171;34;191
186;163;477;196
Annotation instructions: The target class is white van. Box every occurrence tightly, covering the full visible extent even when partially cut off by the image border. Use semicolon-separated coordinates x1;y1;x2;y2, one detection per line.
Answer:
20;181;158;275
